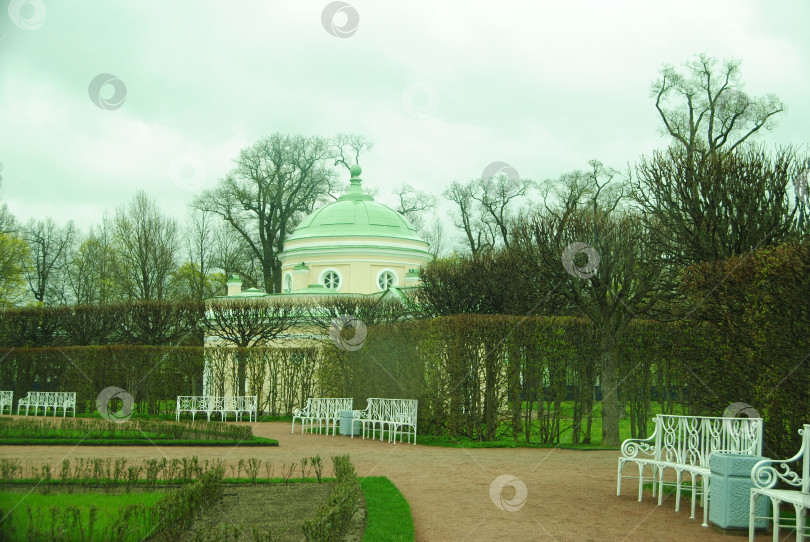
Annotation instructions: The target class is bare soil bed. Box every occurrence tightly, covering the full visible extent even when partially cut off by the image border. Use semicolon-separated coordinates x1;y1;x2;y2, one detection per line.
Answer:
0;418;791;541
172;483;366;542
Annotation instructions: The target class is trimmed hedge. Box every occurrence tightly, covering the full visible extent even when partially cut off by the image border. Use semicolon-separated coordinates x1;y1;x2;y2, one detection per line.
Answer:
318;315;721;445
301;455;360;542
0;345;204;416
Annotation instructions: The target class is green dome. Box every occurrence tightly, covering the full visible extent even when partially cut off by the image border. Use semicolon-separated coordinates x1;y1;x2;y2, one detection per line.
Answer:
286;166;424;242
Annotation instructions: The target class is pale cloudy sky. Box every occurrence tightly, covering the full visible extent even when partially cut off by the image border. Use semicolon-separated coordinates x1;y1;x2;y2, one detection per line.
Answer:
1;0;808;229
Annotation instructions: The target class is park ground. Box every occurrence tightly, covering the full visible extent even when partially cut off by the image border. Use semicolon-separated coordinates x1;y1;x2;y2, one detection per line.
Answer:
0;420;793;541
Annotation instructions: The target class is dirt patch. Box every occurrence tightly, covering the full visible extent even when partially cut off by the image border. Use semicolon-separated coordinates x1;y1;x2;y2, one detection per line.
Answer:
174;483;366;542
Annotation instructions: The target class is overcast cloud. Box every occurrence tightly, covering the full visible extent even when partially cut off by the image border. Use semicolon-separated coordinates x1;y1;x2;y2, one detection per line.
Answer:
1;0;808;228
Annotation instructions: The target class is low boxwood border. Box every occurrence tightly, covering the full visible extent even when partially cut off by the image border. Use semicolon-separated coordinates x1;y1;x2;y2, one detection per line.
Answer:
0;437;278;446
360;476;414;542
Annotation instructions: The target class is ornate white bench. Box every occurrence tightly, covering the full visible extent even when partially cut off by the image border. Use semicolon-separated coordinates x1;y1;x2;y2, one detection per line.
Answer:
352;398;418;445
749;424;809;541
0;391;12;415
291;398;353;435
175;395;257;422
17;391;76;417
617;414;763;526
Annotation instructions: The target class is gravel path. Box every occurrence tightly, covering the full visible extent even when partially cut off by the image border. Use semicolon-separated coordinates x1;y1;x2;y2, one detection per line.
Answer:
0;420;788;541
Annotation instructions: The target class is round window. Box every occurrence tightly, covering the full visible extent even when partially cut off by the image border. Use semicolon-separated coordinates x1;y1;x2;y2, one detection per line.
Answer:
377;271;396;290
323;270;341;290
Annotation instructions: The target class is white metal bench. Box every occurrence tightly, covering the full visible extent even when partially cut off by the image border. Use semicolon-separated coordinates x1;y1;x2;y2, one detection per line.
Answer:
291;398;353;435
749;424;809;541
352;398;418;445
17;391;76;417
0;391;12;415
617;414;763;526
175;395;257;422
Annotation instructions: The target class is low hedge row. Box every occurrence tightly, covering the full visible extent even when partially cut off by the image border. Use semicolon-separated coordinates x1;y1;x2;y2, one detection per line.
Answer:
301;455;360;542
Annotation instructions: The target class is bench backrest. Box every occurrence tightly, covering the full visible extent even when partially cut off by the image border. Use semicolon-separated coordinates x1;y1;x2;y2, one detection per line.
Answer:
20;391;74;404
308;398;352;417
363;398;417;423
654;414;763;467
0;391;12;403
177;395;256;412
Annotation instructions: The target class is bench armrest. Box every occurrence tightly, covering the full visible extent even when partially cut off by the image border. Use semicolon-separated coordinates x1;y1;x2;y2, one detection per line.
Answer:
620;433;657;459
751;450;805;490
352;409;369;420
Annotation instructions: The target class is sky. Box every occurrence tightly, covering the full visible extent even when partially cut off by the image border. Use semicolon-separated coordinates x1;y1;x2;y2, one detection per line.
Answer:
1;0;809;230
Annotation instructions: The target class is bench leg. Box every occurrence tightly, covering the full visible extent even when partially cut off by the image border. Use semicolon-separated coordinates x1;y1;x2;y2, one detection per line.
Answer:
615;460;623;498
702;475;709;528
773;498;781;542
690;473;697;520
749;491;758;542
795;503;805;542
674;469;683;513
658;466;666;506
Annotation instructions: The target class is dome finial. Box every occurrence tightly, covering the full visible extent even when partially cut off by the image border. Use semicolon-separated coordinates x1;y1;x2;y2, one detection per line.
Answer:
350;164;362;179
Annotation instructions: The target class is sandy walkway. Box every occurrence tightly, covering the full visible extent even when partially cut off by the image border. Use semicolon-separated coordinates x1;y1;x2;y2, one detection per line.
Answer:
0;421;788;541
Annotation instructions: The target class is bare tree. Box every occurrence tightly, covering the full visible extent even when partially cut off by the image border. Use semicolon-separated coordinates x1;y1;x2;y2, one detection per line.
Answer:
394;183;437;231
23;217;76;304
333;133;374;171
203;298;298;395
514;162;669;446
113;191;179;301
421;212;448;257
444;173;533;255
652;54;784;163
65;219;117;305
471;174;534;248
194;134;344;293
444;181;493;257
169;209;220;302
633;144;807;266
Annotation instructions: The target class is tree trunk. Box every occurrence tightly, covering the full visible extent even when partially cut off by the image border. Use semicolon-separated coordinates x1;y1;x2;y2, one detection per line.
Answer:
600;327;621;446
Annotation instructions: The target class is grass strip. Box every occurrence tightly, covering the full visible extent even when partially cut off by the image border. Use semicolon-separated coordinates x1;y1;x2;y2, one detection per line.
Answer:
360;476;414;542
0;490;165;540
0;437;277;446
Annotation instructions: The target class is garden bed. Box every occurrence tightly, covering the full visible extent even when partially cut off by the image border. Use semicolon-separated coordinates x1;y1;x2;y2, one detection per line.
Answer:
0;417;278;446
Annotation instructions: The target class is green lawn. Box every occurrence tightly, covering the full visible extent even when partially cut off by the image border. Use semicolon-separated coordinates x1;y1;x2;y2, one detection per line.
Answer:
0;490;164;541
0;437;277;446
360;477;414;542
416;401;682;449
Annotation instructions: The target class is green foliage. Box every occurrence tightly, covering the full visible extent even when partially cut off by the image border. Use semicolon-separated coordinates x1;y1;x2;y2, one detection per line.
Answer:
682;241;810;457
0;231;29;307
0;417;253;442
301;455;360;542
0;491;164;542
318;314;714;444
0;345;204;416
360;477;414;542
